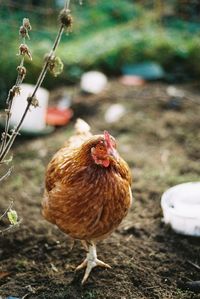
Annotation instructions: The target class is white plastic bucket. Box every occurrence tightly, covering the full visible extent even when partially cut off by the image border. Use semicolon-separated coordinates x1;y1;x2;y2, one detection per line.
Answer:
10;83;49;132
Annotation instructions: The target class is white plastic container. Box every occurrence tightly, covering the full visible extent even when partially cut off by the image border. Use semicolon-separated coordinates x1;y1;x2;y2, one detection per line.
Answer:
80;71;107;94
161;182;200;236
10;83;49;132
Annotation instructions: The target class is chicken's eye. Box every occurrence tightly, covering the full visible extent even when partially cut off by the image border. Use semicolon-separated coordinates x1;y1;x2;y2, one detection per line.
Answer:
96;144;104;151
95;140;106;152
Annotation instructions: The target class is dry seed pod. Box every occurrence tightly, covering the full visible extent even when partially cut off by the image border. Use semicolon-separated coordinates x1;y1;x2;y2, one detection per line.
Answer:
19;26;27;38
17;66;27;81
59;9;73;30
48;56;64;77
27;96;39;108
18;44;32;60
23;18;32;31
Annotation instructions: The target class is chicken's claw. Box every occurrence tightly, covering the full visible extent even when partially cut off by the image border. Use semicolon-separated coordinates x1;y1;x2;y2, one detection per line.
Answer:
75;242;111;284
75;258;88;271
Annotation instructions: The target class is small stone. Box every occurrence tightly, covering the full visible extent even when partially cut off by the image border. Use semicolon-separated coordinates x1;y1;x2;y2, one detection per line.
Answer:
166;86;185;98
105;104;126;123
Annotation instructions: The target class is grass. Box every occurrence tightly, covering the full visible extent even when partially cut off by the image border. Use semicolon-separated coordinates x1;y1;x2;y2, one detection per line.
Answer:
0;0;200;105
82;290;99;299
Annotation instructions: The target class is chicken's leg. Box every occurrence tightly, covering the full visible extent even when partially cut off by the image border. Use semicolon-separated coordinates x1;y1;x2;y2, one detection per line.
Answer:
75;241;111;284
81;240;89;251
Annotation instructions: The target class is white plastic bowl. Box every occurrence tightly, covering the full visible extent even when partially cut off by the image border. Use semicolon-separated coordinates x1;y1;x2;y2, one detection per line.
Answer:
161;182;200;236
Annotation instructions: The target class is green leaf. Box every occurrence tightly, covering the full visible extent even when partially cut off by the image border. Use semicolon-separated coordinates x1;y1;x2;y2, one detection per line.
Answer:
7;209;18;225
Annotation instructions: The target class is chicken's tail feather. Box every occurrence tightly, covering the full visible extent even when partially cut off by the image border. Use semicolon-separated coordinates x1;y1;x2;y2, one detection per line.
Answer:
75;118;91;135
64;118;91;148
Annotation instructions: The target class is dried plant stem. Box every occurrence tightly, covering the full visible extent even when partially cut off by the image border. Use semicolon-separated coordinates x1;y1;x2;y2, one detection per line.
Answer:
0;48;26;155
0;16;66;163
0;0;73;232
0;201;13;221
0;0;69;163
0;219;22;234
65;0;71;9
0;167;13;183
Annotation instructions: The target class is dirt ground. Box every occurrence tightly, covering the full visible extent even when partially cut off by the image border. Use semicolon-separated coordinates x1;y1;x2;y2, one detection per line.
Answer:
0;81;200;299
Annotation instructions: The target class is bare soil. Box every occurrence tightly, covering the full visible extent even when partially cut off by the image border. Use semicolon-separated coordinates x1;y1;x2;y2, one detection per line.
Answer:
0;81;200;299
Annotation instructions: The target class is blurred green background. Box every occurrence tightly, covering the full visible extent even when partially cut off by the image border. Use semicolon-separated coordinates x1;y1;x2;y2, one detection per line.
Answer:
0;0;200;105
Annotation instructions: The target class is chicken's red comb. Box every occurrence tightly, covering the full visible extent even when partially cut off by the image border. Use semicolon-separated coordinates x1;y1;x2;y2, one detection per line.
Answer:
104;130;112;148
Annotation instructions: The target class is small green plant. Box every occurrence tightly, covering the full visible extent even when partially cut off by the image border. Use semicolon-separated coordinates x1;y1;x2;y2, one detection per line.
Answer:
83;290;98;299
0;201;21;233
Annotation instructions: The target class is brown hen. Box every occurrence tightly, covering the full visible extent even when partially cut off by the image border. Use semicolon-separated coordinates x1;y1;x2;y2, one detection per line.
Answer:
42;119;132;284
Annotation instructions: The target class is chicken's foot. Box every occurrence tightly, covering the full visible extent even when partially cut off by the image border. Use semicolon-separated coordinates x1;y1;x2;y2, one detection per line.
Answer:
75;241;111;284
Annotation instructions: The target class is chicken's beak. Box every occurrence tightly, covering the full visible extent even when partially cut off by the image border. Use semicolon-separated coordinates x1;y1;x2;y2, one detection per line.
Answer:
104;130;119;162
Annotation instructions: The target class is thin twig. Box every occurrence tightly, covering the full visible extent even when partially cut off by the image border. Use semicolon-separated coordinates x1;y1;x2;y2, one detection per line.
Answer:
0;71;23;154
0;200;13;221
0;23;30;156
145;286;161;290
187;260;200;271
65;0;71;10
0;219;22;234
0;167;13;183
22;293;30;299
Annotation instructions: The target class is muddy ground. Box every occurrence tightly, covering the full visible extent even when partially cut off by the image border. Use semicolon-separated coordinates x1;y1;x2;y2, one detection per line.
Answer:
0;81;200;299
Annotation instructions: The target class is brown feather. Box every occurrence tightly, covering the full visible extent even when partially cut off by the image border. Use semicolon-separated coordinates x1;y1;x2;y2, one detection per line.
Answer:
42;122;132;241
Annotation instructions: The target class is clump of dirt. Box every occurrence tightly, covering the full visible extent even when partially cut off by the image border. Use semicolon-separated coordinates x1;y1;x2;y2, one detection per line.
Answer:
0;81;200;299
